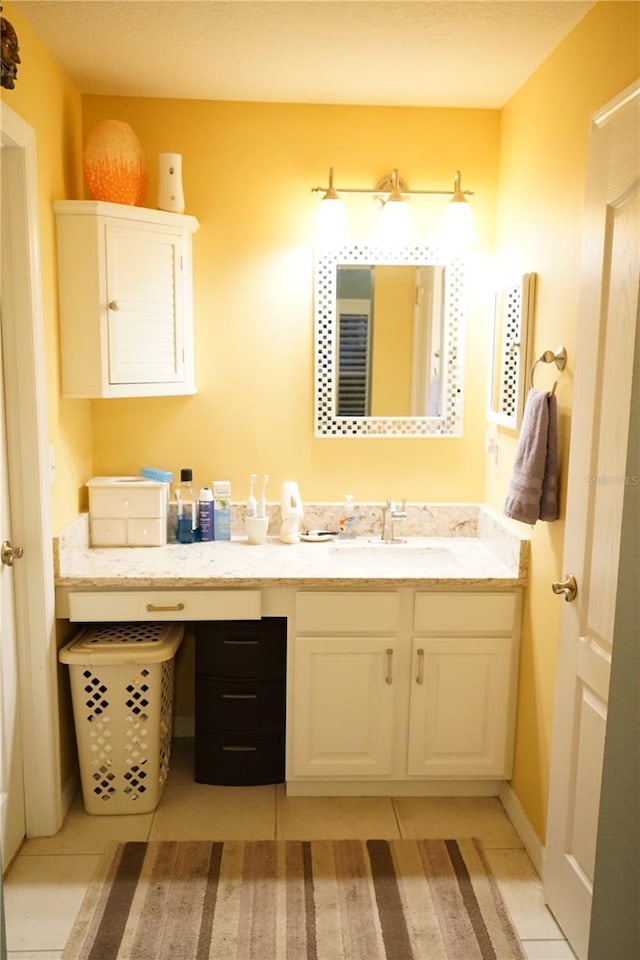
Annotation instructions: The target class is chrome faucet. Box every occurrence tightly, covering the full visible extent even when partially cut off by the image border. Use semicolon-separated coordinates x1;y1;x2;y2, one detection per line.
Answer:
381;498;407;542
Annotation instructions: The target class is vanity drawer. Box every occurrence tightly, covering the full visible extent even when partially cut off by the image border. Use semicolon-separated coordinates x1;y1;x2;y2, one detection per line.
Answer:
195;677;285;730
195;619;286;680
296;592;399;633
414;592;517;635
67;590;262;622
88;483;166;519
195;729;285;786
90;517;166;547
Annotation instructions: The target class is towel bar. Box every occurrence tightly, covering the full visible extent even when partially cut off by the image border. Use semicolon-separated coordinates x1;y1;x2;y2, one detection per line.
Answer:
530;345;567;394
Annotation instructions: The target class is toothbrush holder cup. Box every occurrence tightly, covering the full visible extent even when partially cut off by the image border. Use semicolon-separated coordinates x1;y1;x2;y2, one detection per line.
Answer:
245;515;269;545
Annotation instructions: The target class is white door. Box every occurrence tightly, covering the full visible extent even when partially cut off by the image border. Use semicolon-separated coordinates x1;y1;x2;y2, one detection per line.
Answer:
544;81;640;960
0;316;26;868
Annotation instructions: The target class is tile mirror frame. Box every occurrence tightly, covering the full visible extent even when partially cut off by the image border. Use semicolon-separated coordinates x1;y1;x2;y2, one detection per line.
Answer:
314;243;466;437
487;273;536;431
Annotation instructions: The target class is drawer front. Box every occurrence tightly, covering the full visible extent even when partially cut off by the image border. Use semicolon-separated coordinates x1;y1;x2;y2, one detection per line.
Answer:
126;518;166;546
195;619;286;679
68;590;262;622
90;518;127;546
89;486;165;518
414;592;517;634
296;592;399;633
194;729;285;786
195;677;285;731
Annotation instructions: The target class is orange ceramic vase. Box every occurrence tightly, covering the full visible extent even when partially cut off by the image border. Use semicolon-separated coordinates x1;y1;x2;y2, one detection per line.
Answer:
83;120;148;206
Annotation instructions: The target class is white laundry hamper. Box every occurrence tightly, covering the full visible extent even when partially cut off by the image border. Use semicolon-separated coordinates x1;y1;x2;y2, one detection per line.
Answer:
59;621;183;815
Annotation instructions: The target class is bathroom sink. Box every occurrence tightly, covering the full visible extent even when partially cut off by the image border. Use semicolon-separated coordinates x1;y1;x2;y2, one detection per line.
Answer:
329;538;460;569
331;538;452;556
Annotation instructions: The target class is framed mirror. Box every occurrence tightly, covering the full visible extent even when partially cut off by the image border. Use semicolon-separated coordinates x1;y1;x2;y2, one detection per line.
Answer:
487;273;536;430
314;244;465;437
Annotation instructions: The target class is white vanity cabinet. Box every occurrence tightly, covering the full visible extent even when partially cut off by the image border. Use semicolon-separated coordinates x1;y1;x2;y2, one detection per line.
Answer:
289;588;521;790
408;592;520;779
291;592;400;777
54;200;199;398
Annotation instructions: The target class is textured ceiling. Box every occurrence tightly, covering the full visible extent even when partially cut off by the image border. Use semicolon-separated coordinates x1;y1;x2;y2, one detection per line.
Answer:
12;0;594;108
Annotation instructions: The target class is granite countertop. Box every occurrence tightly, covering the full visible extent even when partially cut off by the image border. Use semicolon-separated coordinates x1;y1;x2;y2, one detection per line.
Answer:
54;506;529;590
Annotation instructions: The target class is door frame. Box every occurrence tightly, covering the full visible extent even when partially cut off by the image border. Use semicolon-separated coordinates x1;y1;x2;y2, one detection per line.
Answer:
1;103;62;838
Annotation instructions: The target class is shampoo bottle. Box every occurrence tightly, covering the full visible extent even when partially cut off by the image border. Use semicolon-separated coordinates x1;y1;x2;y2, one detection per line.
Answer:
198;486;214;541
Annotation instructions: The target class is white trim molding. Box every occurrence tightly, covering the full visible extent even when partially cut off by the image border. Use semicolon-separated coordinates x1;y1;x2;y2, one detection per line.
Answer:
499;781;545;876
1;103;63;836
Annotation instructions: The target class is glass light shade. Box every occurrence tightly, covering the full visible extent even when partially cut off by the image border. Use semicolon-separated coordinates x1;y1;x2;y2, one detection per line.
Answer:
443;197;474;250
377;197;413;245
316;196;349;247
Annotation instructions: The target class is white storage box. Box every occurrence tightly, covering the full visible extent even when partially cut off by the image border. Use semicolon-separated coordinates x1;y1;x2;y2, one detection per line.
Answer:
87;476;168;546
59;622;183;815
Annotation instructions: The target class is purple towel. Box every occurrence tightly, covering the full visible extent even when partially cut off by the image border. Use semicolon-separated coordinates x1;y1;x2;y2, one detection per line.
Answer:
504;388;559;525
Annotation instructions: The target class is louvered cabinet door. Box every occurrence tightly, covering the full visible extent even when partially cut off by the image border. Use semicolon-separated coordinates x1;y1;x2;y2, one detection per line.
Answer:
106;224;185;386
54;200;198;398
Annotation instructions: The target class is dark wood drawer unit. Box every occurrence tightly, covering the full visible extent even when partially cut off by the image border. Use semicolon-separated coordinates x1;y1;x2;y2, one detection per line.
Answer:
194;618;286;786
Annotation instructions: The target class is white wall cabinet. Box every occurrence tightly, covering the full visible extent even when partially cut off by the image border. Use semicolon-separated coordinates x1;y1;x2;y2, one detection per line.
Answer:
290;589;521;787
54;200;199;398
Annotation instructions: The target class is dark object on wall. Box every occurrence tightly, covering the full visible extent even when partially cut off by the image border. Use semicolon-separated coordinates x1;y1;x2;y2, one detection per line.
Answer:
1;8;20;89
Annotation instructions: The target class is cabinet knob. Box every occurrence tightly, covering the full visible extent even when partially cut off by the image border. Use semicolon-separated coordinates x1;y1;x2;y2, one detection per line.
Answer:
108;300;120;311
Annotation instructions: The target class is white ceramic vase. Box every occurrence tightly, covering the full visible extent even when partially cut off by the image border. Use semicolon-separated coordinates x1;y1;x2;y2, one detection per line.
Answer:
157;152;185;213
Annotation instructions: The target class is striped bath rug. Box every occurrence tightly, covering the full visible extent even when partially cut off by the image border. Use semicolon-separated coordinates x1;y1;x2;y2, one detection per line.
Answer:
62;838;525;959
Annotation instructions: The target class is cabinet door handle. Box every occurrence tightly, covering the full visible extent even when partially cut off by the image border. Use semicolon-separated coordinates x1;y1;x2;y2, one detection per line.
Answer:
146;602;185;612
108;300;120;311
223;638;259;645
416;648;425;685
385;648;394;684
221;745;257;752
221;693;257;700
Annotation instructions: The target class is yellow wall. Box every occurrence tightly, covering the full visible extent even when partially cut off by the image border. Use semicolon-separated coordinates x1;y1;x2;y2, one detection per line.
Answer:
486;1;639;840
80;97;499;507
1;1;91;532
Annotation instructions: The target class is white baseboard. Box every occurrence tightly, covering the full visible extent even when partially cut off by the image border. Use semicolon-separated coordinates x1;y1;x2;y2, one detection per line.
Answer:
499;781;545;876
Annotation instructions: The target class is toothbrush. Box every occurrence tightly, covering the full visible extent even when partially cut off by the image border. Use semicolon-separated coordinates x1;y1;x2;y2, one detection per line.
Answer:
247;473;257;517
258;473;268;518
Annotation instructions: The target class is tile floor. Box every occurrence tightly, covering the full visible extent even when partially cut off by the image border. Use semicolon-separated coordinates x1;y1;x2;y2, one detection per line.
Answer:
3;739;575;960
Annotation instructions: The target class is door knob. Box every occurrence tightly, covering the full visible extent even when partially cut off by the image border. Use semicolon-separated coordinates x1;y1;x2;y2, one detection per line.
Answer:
552;574;577;602
1;539;24;567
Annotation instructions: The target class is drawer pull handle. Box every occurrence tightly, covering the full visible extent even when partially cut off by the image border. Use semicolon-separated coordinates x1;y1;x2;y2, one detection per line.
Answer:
385;648;394;685
146;602;185;612
223;638;259;645
221;693;257;700
221;745;257;752
416;648;425;685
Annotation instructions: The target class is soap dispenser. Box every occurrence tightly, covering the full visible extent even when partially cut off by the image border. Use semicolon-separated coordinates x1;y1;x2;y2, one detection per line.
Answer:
339;494;357;539
279;480;303;544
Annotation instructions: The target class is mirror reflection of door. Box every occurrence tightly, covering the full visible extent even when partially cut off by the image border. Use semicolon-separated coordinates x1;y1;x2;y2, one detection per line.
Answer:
336;264;445;417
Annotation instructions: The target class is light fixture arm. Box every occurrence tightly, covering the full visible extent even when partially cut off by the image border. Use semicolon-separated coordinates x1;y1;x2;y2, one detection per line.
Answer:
311;168;474;199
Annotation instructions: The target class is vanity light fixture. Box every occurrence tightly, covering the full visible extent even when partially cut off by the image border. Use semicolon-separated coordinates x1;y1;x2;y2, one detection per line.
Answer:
315;166;349;246
443;170;474;248
312;167;474;244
